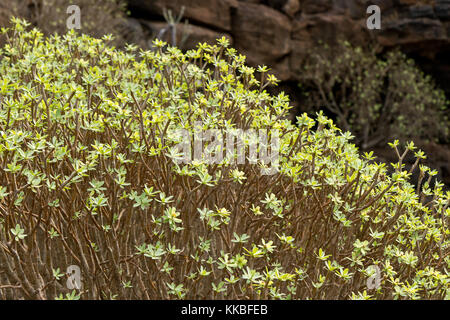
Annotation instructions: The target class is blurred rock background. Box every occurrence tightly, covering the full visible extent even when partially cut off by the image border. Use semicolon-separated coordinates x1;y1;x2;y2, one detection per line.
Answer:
1;0;449;186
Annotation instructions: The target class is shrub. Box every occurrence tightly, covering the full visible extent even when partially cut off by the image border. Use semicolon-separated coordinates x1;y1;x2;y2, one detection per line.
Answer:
1;0;128;45
0;19;448;300
299;41;449;150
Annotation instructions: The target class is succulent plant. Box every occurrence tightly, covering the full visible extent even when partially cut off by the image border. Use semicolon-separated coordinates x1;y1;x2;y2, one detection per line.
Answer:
0;18;448;300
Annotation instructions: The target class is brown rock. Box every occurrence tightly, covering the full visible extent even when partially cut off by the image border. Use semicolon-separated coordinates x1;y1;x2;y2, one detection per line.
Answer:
435;2;450;20
333;0;365;19
409;5;435;19
290;14;366;78
302;0;332;14
397;0;419;5
264;0;288;11
231;2;292;80
128;0;234;31
378;18;446;47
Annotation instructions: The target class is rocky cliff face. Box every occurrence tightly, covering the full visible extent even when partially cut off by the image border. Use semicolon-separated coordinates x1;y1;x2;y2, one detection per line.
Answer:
128;0;450;96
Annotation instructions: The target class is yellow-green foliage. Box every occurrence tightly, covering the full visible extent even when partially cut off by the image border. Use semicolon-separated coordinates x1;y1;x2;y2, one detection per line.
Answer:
0;19;448;300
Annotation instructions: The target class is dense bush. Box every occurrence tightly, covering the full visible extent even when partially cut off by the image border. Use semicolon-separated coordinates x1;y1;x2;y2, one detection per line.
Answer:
299;41;449;150
0;19;448;300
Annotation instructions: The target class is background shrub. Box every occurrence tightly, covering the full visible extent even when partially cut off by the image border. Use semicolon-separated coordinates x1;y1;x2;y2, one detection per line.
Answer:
298;41;449;150
0;0;128;46
0;19;448;300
